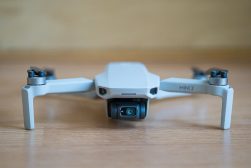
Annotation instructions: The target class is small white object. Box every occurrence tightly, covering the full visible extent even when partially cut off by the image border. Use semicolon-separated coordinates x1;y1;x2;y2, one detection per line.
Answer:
22;62;234;130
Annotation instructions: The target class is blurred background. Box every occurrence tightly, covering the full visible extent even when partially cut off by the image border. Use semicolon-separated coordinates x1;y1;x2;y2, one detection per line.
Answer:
0;0;251;63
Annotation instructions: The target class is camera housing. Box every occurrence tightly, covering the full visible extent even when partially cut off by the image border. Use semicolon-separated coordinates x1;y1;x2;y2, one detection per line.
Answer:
107;98;148;120
95;62;159;120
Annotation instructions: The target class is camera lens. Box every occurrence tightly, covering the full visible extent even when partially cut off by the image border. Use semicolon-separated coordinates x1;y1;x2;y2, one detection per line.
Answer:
120;107;137;117
107;98;148;120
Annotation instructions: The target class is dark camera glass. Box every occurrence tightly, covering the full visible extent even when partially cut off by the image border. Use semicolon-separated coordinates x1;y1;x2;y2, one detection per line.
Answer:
107;98;148;120
120;107;137;117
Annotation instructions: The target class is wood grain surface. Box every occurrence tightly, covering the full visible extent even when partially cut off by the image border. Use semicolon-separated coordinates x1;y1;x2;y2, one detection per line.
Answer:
0;50;250;168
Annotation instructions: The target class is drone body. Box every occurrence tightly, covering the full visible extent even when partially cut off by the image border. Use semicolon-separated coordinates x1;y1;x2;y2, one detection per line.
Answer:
22;62;234;130
95;62;159;99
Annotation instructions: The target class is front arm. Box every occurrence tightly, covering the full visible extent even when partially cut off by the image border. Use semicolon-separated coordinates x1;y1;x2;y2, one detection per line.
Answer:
160;78;234;129
22;78;94;129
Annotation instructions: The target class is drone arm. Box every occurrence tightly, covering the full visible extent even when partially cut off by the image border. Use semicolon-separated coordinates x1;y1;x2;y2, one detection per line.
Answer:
220;88;234;129
155;90;190;100
22;87;35;130
22;78;94;130
160;78;234;129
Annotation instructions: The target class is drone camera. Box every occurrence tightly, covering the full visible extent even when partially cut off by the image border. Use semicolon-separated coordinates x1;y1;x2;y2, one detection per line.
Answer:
107;98;148;120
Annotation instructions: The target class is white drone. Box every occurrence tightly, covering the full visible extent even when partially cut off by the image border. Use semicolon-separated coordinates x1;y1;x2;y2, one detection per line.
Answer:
22;62;234;130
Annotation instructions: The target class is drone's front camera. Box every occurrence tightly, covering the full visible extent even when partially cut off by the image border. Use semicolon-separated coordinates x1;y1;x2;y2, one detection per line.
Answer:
120;107;137;117
107;98;148;120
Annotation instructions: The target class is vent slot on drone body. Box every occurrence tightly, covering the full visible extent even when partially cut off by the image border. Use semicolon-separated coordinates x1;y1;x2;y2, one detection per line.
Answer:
121;93;137;95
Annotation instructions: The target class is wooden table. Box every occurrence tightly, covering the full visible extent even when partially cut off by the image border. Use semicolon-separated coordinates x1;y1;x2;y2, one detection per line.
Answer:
0;50;251;168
